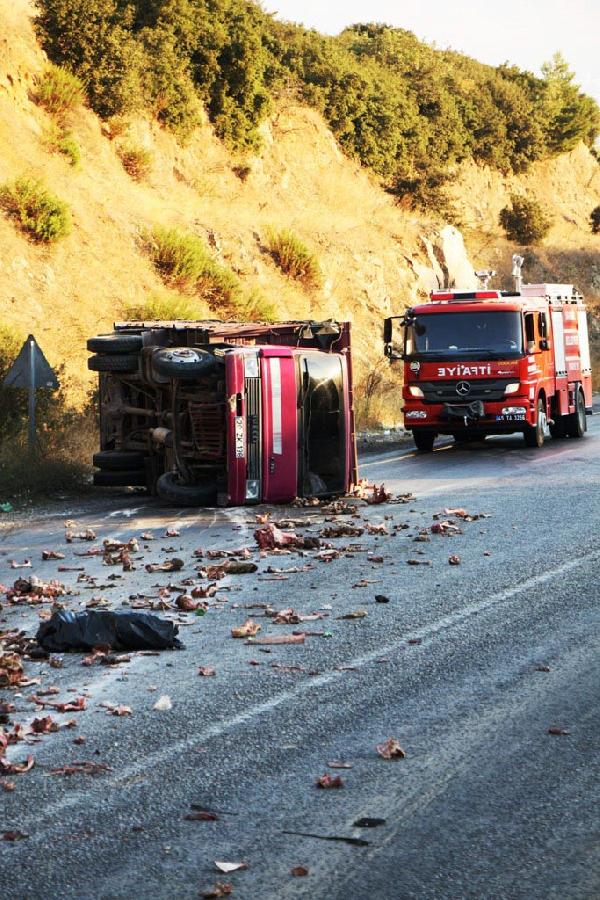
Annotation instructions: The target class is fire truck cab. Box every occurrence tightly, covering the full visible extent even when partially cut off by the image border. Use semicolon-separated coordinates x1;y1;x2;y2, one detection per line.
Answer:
384;279;592;451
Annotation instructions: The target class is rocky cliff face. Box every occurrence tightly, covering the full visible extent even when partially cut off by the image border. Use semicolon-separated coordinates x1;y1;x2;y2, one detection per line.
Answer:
0;0;598;417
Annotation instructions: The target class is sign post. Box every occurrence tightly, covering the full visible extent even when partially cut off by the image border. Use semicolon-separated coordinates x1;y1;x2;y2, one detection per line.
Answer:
2;334;59;453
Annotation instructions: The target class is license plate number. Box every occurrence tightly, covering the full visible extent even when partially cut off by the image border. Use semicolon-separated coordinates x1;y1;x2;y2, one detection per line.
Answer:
496;414;525;421
235;416;245;458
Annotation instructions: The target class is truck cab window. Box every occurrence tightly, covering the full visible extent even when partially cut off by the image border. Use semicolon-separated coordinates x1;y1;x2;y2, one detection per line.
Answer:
538;313;548;339
524;313;535;347
300;354;345;495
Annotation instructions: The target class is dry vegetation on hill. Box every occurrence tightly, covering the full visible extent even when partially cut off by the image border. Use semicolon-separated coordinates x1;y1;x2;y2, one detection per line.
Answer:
0;0;599;447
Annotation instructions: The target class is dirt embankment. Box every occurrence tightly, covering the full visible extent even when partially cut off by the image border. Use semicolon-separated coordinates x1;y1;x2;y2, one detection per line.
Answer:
1;0;599;416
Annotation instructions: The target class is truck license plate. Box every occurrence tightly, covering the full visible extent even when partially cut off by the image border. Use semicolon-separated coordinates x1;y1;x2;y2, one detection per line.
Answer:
235;416;245;458
496;414;525;421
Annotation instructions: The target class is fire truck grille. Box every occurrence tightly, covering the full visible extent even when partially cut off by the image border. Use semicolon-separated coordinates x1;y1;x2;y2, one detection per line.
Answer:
244;377;261;481
188;402;226;459
419;379;514;403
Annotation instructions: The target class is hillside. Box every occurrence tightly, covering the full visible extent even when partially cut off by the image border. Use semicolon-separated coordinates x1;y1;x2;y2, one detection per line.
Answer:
0;0;599;431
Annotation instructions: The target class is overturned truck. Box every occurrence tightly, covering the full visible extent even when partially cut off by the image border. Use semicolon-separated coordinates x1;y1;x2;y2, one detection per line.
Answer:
87;320;358;506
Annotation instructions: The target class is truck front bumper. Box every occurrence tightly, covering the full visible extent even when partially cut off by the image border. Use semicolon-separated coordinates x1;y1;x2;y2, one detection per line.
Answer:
403;397;535;432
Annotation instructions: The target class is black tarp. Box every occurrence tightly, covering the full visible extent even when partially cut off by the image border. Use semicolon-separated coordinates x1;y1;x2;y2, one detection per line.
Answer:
36;609;183;652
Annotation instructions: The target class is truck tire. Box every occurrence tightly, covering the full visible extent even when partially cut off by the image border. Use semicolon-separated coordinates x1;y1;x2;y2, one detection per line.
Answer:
566;389;586;438
87;333;143;354
412;431;436;453
93;450;146;470
156;471;217;507
524;399;546;448
88;354;139;373
152;347;222;379
93;469;148;487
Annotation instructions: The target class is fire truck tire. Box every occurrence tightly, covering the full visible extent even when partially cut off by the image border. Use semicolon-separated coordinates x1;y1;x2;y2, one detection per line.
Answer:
412;431;436;453
93;469;148;487
88;354;139;373
152;348;222;379
567;389;586;438
524;399;546;448
156;472;218;507
93;450;146;470
87;333;143;354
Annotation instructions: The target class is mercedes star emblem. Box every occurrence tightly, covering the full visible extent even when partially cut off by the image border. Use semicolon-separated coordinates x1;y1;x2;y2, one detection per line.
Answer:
456;381;471;396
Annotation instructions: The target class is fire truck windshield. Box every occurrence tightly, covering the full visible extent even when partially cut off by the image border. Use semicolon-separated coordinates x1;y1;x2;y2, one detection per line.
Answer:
405;310;523;360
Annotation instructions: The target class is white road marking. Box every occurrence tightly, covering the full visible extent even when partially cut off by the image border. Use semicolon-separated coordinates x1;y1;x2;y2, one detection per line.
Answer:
20;545;600;835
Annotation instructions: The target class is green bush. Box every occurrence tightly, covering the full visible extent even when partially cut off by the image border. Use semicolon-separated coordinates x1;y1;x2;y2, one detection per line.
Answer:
265;228;321;287
142;226;240;304
32;63;84;119
35;1;600;194
591;206;600;234
44;123;81;166
236;288;277;321
0;177;72;243
499;194;552;245
124;290;209;320
117;145;153;181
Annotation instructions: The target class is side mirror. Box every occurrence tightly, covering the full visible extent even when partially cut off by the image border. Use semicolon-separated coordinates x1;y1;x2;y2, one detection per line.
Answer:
383;316;405;359
539;339;548;351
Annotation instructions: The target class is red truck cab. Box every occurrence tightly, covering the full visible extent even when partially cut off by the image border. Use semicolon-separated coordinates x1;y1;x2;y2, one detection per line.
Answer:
384;283;592;451
88;320;357;506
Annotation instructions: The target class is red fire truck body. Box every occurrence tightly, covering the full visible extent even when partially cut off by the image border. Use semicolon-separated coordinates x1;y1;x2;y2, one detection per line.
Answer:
384;284;592;450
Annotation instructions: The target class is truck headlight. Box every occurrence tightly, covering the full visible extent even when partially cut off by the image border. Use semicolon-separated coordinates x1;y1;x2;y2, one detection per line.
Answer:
504;383;520;395
245;479;260;501
501;406;527;415
408;386;424;398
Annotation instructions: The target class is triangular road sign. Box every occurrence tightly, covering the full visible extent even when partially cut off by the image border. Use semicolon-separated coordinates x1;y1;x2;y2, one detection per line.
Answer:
3;334;59;390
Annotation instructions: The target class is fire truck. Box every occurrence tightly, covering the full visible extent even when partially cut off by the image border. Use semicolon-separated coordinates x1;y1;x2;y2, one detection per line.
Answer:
87;319;357;506
383;261;593;451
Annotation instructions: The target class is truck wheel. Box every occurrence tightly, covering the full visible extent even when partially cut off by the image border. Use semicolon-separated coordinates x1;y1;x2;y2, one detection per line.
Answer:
93;450;146;470
156;472;217;507
567;389;586;438
412;431;436;453
87;333;143;354
152;348;223;379
88;354;139;373
93;469;148;487
524;399;546;448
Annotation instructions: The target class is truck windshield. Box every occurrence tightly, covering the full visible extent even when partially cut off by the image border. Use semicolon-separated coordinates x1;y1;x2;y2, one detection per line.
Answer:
405;311;523;359
300;354;345;495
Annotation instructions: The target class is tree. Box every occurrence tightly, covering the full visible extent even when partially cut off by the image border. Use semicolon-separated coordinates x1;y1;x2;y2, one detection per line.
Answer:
499;194;552;245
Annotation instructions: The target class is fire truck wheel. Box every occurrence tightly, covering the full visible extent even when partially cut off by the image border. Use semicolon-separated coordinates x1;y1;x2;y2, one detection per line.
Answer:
567;389;587;438
524;399;546;448
156;471;218;507
93;450;146;470
87;333;143;354
88;353;139;373
412;430;436;452
152;348;223;379
93;469;148;487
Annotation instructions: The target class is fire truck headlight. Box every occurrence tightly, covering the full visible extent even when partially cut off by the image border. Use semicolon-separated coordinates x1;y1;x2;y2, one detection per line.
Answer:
501;406;527;415
245;479;260;501
408;386;424;398
504;382;520;395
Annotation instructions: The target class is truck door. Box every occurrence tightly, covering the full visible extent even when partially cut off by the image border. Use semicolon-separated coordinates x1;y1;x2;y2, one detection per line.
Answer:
298;352;347;497
259;349;298;503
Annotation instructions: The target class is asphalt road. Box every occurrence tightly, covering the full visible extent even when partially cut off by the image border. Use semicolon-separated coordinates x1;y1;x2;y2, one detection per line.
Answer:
1;422;599;900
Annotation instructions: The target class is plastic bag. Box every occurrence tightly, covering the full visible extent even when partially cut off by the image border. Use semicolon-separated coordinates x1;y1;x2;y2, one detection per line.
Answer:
36;609;183;652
